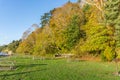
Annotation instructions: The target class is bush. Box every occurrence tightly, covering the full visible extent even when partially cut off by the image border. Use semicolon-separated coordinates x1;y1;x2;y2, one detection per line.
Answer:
101;46;115;61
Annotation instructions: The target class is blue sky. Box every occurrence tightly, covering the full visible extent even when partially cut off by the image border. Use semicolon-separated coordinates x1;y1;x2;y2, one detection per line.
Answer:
0;0;77;45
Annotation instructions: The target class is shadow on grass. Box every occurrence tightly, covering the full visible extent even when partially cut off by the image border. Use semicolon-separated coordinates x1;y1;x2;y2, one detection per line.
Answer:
0;63;48;79
0;63;47;71
16;63;47;67
0;68;47;77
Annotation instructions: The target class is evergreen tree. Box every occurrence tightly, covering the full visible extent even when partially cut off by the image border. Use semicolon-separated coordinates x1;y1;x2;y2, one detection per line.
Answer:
64;15;85;50
105;0;120;54
40;10;53;27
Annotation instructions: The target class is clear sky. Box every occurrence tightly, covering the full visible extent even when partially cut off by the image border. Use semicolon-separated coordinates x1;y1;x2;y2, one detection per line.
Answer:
0;0;77;45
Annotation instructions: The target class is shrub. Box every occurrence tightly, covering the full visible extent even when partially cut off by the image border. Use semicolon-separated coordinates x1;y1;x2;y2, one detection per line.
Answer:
102;46;115;61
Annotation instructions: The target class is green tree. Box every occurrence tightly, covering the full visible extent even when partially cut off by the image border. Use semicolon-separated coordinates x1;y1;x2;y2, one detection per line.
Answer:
104;0;120;75
63;15;85;50
40;10;52;27
7;40;21;53
0;45;7;52
105;0;120;56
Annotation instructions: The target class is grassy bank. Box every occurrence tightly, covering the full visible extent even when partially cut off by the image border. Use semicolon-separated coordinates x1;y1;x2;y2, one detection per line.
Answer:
0;55;119;80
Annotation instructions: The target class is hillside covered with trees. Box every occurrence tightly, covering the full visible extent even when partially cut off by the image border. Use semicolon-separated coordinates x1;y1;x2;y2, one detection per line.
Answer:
0;0;120;61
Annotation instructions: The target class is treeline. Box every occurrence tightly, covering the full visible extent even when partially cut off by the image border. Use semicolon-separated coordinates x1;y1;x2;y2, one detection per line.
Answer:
1;0;120;61
0;40;21;53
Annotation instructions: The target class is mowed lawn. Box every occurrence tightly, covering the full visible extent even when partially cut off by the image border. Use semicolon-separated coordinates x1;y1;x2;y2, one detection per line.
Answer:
0;56;120;80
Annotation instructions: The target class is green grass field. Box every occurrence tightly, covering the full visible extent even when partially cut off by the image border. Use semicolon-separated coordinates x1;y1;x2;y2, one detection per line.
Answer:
0;55;120;80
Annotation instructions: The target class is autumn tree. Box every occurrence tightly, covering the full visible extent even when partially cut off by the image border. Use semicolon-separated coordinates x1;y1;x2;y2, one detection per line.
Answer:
22;24;39;41
17;31;37;54
16;1;119;61
50;2;85;53
78;4;116;61
33;25;58;56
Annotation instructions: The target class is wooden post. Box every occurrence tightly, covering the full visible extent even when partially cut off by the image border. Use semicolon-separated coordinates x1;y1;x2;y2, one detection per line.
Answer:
114;58;119;75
